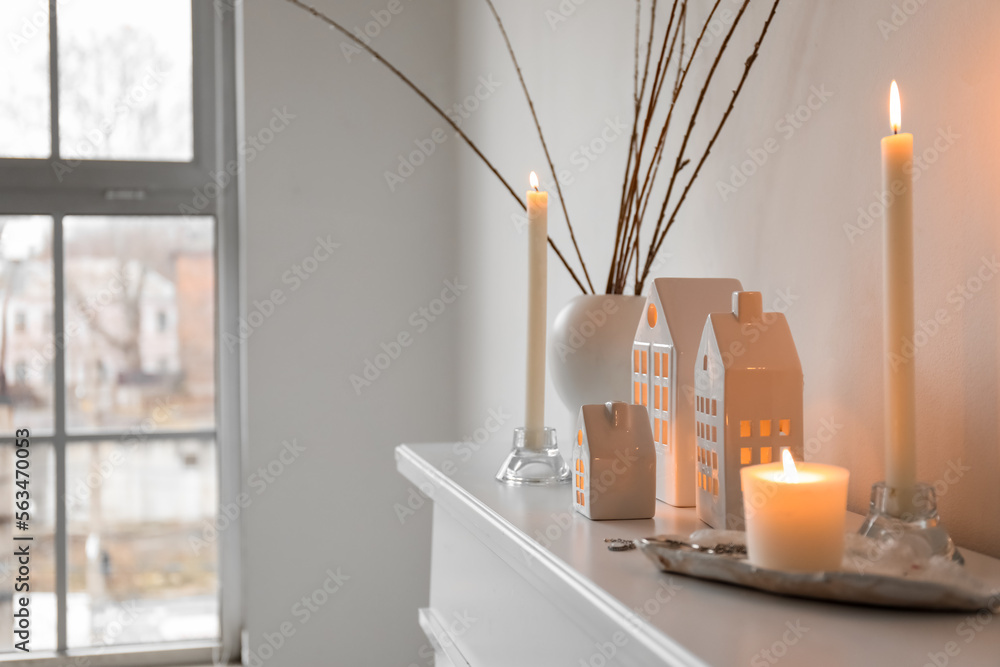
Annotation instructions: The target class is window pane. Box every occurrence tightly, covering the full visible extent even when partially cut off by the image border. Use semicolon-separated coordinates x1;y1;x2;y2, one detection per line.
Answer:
0;444;56;653
58;0;193;161
64;216;215;433
67;439;218;647
0;217;55;436
0;1;51;158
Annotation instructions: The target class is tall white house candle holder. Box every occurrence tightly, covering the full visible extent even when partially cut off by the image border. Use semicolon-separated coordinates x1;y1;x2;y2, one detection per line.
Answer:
497;172;570;486
859;81;961;562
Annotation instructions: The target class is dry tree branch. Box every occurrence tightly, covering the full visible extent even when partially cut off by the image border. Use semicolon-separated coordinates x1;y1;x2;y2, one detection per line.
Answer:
284;0;588;293
482;0;595;293
614;0;681;292
615;0;685;292
609;0;659;293
636;0;754;293
641;0;782;289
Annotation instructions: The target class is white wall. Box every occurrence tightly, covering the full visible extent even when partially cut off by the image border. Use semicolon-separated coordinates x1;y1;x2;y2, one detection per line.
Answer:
242;1;1000;662
454;0;1000;557
243;1;459;664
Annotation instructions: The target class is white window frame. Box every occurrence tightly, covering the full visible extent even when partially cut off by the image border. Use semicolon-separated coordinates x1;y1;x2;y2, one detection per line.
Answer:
0;1;243;664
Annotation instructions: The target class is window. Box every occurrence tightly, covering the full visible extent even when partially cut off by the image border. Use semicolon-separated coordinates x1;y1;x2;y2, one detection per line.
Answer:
760;419;771;437
711;398;717;416
740;420;751;437
0;2;239;662
779;419;791;436
740;447;752;465
760;446;773;464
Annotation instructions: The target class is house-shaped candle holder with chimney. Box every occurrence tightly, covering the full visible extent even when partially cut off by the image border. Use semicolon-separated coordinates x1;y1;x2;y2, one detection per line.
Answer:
694;291;804;529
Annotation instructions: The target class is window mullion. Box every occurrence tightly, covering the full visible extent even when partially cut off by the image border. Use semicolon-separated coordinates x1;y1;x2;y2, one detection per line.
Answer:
48;0;60;161
52;212;68;653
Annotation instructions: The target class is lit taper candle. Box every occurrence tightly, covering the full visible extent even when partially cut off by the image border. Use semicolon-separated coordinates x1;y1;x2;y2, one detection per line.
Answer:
882;80;916;513
525;171;548;451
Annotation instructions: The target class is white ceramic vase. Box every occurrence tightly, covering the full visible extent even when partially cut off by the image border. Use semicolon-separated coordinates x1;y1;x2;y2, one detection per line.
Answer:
548;294;646;425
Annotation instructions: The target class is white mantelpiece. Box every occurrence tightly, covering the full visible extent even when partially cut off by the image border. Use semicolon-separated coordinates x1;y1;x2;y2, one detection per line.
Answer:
397;442;1000;666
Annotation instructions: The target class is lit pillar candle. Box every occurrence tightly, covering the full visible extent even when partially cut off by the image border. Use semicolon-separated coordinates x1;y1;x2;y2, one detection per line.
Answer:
741;451;850;572
882;80;916;513
525;171;548;451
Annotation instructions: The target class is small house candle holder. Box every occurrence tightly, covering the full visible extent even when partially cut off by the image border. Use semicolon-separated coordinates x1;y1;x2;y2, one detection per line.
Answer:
858;481;963;564
496;427;570;485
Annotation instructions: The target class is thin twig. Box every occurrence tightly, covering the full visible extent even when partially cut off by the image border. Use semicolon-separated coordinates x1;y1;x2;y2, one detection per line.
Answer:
616;0;684;292
634;0;641;107
283;0;588;292
641;0;782;290
610;0;658;293
638;0;752;292
634;0;716;230
614;0;680;292
482;0;595;294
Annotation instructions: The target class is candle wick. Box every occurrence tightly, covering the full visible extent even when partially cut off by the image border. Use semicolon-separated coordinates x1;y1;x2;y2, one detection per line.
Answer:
533;186;539;192
893;128;898;135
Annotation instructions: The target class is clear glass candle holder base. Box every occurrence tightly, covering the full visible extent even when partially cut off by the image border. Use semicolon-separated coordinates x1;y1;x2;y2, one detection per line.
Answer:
858;481;963;565
496;427;570;486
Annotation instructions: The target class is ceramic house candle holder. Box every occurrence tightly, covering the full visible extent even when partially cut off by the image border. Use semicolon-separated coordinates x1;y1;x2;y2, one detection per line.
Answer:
572;402;655;520
694;291;804;529
631;277;743;507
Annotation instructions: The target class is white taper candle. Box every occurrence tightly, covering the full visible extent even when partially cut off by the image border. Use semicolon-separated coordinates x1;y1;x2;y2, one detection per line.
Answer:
882;80;916;513
525;172;548;451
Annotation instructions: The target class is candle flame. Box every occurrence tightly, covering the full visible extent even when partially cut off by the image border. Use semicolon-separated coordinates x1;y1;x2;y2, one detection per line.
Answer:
529;171;539;191
781;449;800;483
889;80;901;134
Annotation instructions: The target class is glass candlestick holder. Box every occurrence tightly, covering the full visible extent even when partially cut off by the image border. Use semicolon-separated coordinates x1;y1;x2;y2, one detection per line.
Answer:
496;427;570;486
858;481;963;565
